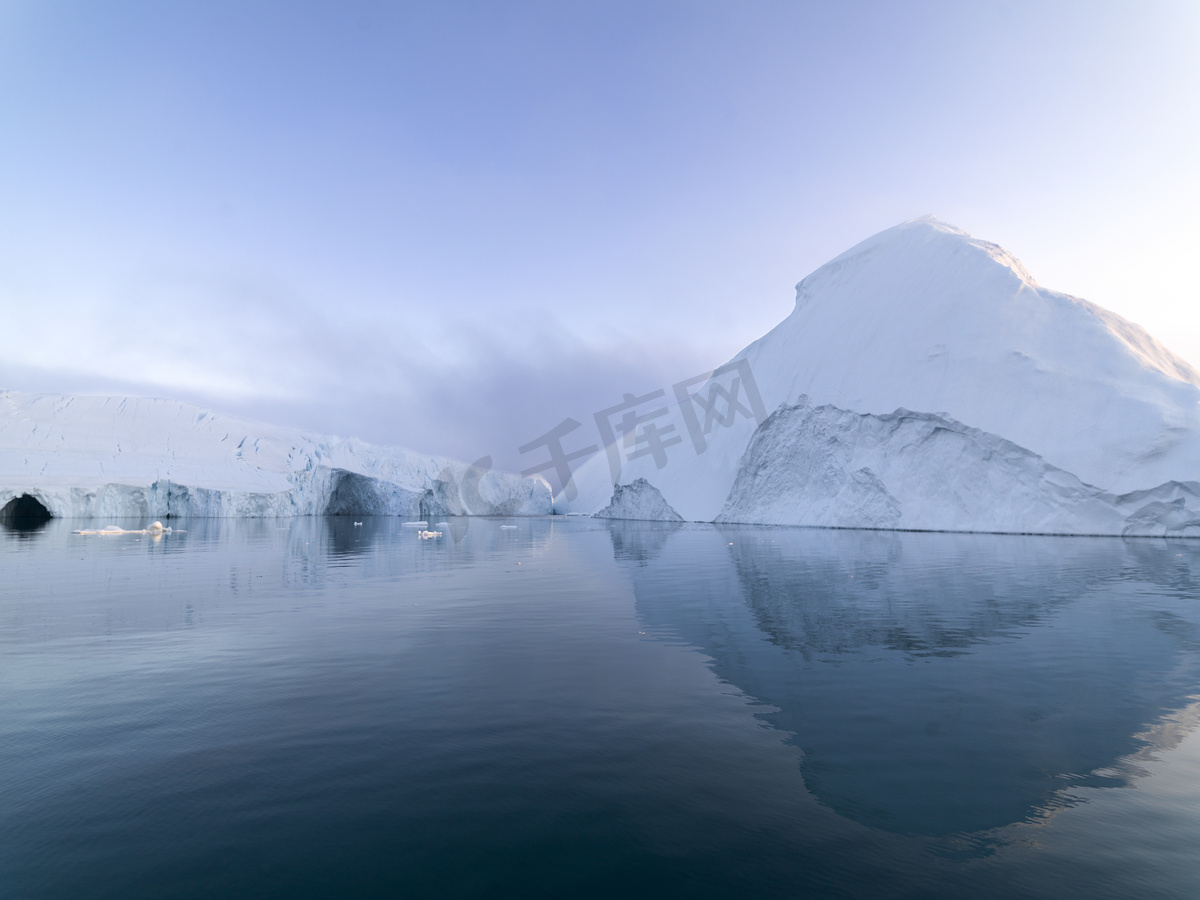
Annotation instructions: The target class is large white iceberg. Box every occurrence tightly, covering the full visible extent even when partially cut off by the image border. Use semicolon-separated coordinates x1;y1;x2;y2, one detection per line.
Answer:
0;393;551;519
561;216;1200;536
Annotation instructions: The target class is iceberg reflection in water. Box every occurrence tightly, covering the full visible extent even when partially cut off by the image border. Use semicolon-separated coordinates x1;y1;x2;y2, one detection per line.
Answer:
619;522;1200;839
2;517;1199;898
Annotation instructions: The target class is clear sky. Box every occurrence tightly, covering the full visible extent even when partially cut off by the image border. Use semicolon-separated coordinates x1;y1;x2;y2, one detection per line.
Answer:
1;1;1197;478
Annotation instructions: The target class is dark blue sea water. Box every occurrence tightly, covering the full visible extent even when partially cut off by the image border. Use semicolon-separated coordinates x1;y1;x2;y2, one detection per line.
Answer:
2;516;1199;899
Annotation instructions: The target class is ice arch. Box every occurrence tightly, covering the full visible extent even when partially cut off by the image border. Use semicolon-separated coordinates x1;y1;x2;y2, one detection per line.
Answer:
0;494;52;529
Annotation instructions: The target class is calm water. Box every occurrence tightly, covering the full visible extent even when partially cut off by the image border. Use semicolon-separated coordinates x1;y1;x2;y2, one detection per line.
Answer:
2;517;1200;899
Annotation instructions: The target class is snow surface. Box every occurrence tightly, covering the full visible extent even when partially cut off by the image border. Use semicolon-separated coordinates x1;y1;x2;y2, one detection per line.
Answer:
564;216;1200;535
0;392;551;519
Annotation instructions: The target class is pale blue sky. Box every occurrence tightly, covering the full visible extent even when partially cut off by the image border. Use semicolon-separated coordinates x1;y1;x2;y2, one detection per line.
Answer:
1;1;1197;475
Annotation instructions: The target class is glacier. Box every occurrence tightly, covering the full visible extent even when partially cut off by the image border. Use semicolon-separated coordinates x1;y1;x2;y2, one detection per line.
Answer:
0;392;551;520
560;216;1200;536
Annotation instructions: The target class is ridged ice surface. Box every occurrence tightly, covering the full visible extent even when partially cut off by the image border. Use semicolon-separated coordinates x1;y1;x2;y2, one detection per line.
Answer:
594;478;683;522
716;399;1200;537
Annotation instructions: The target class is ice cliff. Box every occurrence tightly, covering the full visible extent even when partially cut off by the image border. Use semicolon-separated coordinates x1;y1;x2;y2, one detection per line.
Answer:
562;216;1200;536
716;399;1200;536
0;393;551;519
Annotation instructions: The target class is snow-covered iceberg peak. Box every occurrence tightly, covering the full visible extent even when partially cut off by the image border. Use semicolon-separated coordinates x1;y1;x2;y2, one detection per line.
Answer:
792;215;1039;314
561;216;1200;533
756;216;1200;495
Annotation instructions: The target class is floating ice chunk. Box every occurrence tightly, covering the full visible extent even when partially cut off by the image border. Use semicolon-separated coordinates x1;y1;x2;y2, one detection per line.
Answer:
74;521;178;536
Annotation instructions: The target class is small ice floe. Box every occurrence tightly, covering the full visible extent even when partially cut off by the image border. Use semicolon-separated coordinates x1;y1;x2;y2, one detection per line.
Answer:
434;522;450;527
353;521;363;526
73;521;182;536
402;521;429;527
417;530;442;539
500;525;517;530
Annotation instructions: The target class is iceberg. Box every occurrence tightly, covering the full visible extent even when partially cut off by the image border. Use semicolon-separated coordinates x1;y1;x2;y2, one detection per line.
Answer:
562;216;1200;536
594;478;684;522
0;393;551;520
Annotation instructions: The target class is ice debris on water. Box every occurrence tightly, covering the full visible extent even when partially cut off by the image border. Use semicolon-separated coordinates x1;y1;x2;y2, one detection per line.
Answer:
74;520;182;536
